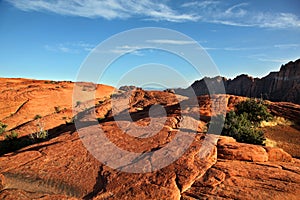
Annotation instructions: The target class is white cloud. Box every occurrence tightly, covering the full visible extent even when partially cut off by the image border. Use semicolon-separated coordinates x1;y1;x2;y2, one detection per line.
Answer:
224;3;248;18
181;1;300;28
274;44;300;49
202;47;220;51
109;45;147;55
257;58;293;63
202;46;268;51
254;13;300;28
146;39;197;45
44;41;95;53
248;54;298;64
6;0;198;22
45;44;76;53
181;1;220;9
6;0;300;28
223;47;267;51
209;20;254;27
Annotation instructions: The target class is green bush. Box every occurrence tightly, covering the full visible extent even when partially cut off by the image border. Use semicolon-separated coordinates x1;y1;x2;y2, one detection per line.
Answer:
221;99;271;145
222;111;265;145
0;121;7;135
34;114;42;120
235;99;272;124
5;131;18;141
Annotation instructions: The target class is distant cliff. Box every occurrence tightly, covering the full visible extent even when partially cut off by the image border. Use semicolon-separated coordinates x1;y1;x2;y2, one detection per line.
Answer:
177;59;300;104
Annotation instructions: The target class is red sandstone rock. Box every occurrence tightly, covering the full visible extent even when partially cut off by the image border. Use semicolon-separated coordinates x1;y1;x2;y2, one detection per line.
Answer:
264;146;293;162
182;159;300;200
0;83;299;199
217;137;269;162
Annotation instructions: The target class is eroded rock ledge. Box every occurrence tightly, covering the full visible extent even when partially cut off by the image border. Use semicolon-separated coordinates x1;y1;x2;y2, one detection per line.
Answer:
0;131;299;200
0;90;299;199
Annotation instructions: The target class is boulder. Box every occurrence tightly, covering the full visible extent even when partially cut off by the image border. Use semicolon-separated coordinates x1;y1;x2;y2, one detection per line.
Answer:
217;136;268;162
264;146;293;162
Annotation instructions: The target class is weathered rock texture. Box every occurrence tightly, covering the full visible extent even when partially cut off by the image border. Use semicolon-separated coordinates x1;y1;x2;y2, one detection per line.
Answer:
0;84;300;199
179;59;300;105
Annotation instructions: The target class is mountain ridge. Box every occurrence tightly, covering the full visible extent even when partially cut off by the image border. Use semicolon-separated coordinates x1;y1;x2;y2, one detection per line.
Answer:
177;59;300;104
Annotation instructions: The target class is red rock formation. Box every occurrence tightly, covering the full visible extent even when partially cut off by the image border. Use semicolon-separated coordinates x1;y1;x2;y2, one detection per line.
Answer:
182;59;300;105
0;84;300;199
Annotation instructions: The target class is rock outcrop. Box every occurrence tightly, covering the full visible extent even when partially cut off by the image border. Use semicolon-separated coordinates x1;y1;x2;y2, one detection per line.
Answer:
0;88;300;199
179;59;300;104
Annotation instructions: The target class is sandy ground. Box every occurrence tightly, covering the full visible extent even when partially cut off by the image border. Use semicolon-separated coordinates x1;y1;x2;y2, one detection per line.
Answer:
263;125;300;158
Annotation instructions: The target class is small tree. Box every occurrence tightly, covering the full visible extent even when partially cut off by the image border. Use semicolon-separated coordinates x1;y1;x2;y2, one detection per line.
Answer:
235;99;272;124
221;99;272;145
222;111;265;145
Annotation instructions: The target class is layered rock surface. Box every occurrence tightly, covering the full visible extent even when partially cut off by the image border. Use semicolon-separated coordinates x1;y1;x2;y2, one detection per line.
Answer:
0;88;299;199
0;78;114;135
179;59;300;105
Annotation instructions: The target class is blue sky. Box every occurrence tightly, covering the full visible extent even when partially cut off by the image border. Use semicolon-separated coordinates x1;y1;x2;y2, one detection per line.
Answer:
0;0;300;88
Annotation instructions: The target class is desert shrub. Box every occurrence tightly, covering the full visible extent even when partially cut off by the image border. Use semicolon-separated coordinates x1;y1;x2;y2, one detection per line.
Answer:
222;111;265;145
34;114;42;120
45;80;58;84
54;106;61;113
76;101;82;107
260;116;293;127
0;121;7;135
65;116;76;125
5;131;18;141
222;99;272;145
235;99;272;124
30;122;48;141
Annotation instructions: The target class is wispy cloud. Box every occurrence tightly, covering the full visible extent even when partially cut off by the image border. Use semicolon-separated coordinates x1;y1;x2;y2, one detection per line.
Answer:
182;1;300;28
274;44;300;49
146;39;197;45
223;46;268;51
202;46;268;51
109;45;150;56
6;0;300;28
109;40;199;55
6;0;198;22
257;58;294;63
224;3;248;18
253;13;300;28
181;1;220;9
248;54;297;64
44;41;95;53
110;45;142;53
